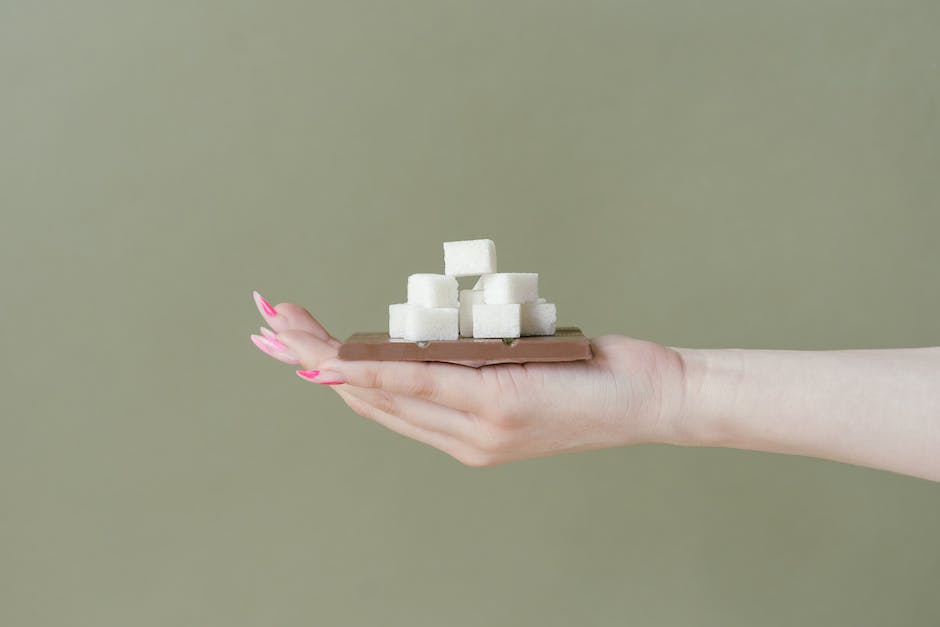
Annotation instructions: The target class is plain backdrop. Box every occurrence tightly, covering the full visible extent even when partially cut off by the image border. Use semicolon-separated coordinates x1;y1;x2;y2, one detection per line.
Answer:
2;1;939;625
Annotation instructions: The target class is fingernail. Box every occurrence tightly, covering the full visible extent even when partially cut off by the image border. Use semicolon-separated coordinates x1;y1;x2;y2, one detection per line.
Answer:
297;369;345;385
251;334;278;357
262;335;290;352
296;369;320;381
259;326;278;341
253;290;278;318
251;335;300;364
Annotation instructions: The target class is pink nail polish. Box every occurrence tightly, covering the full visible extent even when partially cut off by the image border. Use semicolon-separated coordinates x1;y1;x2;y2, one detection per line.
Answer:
265;336;290;352
252;334;288;353
251;335;301;364
312;370;346;385
260;326;277;341
252;334;278;357
253;290;278;318
296;369;320;381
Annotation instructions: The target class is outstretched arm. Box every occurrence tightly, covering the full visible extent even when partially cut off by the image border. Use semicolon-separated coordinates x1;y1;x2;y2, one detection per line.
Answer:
674;346;940;481
251;293;940;481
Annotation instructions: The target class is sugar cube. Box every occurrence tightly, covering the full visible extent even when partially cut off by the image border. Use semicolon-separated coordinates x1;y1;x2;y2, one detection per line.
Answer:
404;307;458;342
443;239;497;277
388;303;418;339
458;289;484;337
482;273;539;305
472;303;521;338
407;273;458;308
521;302;556;336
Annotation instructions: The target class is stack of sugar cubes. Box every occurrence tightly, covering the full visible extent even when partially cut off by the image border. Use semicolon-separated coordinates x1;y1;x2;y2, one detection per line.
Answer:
388;239;557;342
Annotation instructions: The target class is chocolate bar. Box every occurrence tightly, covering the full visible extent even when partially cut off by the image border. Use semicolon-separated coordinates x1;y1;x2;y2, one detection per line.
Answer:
339;327;592;367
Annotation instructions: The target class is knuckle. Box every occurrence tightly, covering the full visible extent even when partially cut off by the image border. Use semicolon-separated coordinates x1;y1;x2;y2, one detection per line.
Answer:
363;367;383;390
370;366;437;402
368;390;399;417
483;404;522;430
409;375;438;401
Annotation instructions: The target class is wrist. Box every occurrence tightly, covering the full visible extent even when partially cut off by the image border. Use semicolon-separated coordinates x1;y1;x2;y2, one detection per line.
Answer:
667;347;748;448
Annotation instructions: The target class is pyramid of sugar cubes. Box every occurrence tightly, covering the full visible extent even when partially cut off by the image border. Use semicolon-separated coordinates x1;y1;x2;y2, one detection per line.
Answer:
388;239;557;342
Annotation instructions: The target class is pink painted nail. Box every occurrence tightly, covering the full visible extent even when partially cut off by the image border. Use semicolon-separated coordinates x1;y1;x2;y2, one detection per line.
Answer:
296;369;345;385
260;326;278;341
251;334;278;357
251;334;290;354
264;335;290;352
251;335;300;364
312;370;346;385
253;290;278;318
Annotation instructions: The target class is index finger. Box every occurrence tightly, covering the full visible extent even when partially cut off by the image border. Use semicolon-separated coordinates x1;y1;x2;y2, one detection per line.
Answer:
318;358;486;413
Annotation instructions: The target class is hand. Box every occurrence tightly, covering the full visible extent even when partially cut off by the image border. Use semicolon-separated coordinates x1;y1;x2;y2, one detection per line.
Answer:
250;291;687;467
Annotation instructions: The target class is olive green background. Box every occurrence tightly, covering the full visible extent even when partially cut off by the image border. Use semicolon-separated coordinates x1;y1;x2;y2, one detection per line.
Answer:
2;1;939;625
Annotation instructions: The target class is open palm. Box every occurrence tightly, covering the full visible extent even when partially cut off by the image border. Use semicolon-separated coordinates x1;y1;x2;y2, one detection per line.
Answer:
250;293;685;466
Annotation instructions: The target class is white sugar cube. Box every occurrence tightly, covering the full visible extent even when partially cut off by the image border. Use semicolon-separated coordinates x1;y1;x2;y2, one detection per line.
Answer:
407;273;458;308
521;302;556;336
472;303;521;338
404;307;458;341
443;239;497;277
458;289;485;337
388;303;418;339
482;273;539;305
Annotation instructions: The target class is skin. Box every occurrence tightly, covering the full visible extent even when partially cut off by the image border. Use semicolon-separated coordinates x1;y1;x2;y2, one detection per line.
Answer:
252;297;940;482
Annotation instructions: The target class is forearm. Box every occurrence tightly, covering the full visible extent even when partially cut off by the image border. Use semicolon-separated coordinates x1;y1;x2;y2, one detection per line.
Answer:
670;346;940;481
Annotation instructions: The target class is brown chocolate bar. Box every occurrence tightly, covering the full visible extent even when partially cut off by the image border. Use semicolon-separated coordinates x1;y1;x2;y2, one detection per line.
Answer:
339;327;592;367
